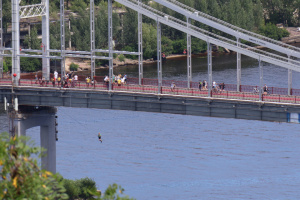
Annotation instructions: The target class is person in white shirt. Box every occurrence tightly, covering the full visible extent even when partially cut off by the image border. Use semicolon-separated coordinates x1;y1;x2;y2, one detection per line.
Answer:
54;71;58;81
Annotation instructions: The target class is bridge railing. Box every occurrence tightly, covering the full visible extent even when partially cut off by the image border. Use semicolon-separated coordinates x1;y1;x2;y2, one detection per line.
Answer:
1;77;300;104
5;74;298;96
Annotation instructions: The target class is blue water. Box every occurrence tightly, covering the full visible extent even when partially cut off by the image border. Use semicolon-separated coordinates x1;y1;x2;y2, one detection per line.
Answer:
13;107;299;200
1;54;300;199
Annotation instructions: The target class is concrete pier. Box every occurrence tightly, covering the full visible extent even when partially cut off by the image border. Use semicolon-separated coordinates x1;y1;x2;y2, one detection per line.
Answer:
12;105;57;173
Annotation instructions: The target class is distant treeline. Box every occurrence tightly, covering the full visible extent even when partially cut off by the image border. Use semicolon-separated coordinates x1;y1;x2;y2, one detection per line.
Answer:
2;0;297;72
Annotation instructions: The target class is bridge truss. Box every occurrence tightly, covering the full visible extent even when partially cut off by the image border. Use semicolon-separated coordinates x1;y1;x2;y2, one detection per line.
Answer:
0;0;300;101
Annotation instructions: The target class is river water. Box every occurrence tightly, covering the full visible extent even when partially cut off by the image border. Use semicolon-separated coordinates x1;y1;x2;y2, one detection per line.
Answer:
1;53;300;200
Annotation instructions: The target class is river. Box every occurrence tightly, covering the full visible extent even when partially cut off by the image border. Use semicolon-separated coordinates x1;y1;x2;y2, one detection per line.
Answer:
1;53;300;200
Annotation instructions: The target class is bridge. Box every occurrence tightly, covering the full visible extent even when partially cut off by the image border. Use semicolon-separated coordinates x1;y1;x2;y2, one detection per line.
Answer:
1;0;300;173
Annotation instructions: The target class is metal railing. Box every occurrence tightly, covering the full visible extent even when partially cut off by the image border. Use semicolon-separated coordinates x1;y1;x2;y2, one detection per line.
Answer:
1;76;300;104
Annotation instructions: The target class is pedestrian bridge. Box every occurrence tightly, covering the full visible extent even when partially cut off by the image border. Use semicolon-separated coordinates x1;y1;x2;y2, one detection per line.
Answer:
1;76;300;124
2;0;300;174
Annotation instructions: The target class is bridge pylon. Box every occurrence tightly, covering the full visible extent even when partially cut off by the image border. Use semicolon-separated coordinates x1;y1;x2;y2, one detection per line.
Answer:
8;105;57;173
12;0;50;85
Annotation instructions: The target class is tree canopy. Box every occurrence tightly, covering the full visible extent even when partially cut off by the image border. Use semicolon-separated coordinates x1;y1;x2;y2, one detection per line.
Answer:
0;132;68;199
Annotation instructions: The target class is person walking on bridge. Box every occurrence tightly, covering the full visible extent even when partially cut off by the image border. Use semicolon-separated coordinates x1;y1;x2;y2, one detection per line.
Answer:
171;82;176;92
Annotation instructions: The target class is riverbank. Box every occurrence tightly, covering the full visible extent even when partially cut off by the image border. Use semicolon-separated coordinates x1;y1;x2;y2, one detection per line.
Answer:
281;27;300;44
66;54;188;72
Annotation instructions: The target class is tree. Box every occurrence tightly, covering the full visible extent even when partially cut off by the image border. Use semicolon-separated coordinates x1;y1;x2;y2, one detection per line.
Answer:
20;57;42;72
0;132;68;199
50;22;62;50
123;8;138;49
92;183;135;200
259;22;289;40
142;23;157;59
3;58;12;73
69;62;79;71
23;26;41;50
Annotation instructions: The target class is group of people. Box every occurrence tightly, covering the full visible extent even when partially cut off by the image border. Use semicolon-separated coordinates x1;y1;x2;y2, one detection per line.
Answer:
35;71;79;88
197;80;225;92
253;84;269;94
55;71;79;88
34;71;129;89
85;76;95;87
104;74;127;87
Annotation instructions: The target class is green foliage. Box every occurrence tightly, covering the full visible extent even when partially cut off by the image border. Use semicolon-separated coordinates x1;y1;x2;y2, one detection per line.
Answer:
3;58;11;73
142;23;157;59
172;39;186;54
50;22;62;50
69;62;79;71
70;5;119;51
122;8;138;48
63;177;98;200
161;36;173;56
20;57;42;72
70;0;88;12
123;46;138;60
63;179;80;199
0;132;68;200
261;0;297;26
23;27;41;50
78;177;98;199
91;183;135;200
259;23;290;40
191;38;207;53
96;59;109;66
4;0;296;65
119;54;126;62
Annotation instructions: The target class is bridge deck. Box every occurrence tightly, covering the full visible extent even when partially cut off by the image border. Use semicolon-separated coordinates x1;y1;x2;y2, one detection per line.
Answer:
1;77;300;105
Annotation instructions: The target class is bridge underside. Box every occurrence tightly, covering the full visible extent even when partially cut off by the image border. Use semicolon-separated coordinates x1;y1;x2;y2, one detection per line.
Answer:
1;86;300;123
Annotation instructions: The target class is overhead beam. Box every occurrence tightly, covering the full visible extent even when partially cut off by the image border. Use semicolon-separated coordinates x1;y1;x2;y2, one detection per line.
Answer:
19;3;46;18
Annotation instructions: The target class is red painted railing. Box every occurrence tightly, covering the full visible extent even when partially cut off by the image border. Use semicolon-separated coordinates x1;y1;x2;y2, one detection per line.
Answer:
1;76;300;104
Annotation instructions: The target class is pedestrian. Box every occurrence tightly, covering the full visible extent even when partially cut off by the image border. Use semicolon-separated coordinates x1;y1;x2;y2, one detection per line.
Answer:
171;82;176;92
35;74;38;84
199;80;202;91
51;77;55;87
263;84;268;94
203;80;206;89
54;70;58;81
57;76;61;87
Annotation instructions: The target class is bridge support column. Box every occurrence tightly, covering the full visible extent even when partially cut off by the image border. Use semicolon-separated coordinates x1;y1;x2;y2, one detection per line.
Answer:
108;0;113;91
42;0;50;81
157;21;162;94
60;0;66;78
207;41;212;97
12;0;20;85
10;105;57;173
90;0;95;79
237;38;241;92
187;17;192;88
138;0;143;85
